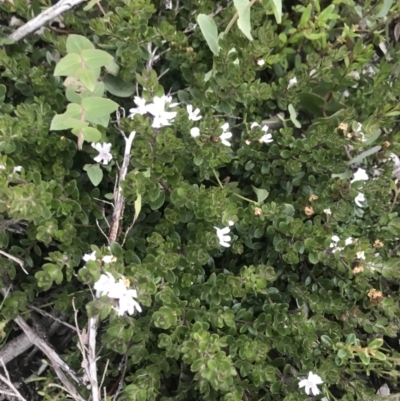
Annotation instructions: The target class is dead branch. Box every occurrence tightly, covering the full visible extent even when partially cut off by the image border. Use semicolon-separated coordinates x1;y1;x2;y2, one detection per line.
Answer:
8;0;85;42
0;359;27;401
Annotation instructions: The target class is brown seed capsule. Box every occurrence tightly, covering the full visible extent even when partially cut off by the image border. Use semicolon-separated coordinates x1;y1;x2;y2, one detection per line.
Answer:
374;239;384;248
309;194;318;202
254;207;262;216
305;206;314;216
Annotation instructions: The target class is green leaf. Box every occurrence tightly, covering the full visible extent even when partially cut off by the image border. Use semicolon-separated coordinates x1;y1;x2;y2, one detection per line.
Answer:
84;164;103;186
270;0;282;23
364;129;381;145
331;170;352;180
133;193;142;226
72;127;102;142
376;0;393;18
74;68;97;92
54;53;82;76
50;104;84;130
371;350;386;361
197;14;220;56
299;4;312;27
83;0;98;11
105;59;120;76
81;49;114;69
66;34;95;54
347;146;381;165
359;349;370;365
66;87;82;104
288;104;301;128
103;75;136;97
252;186;269;204
0;84;6;102
368;338;383;349
233;0;253;41
81;97;119;127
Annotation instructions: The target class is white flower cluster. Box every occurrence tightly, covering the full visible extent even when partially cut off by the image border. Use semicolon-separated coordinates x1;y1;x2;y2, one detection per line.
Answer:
129;95;178;128
82;250;141;315
94;273;142;316
329;235;353;253
215;221;234;248
298;371;323;396
250;122;273;144
351;167;368;208
187;105;233;147
329;236;366;260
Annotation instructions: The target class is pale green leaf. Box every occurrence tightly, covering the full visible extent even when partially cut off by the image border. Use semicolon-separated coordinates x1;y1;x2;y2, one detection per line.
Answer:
82;127;102;142
105;59;120;76
74;68;97;92
347;146;381;165
331;170;352;179
376;0;393;18
252;186;269;204
54;53;82;76
81;97;119;127
299;4;312;27
81;49;114;69
233;0;253;41
197;14;220;56
270;0;282;23
288;104;301;128
84;164;103;186
66;34;95;54
134;193;142;225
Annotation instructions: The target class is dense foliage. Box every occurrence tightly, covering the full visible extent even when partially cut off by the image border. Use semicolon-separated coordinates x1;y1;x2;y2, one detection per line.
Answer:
1;0;400;400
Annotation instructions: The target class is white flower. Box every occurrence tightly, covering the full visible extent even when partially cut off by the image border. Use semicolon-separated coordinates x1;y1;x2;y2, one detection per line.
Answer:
260;133;273;144
356;251;366;260
190;127;200;138
92;143;113;165
228;220;234;226
298;372;324;396
215;226;231;247
345;237;353;246
13;166;22;173
354;123;366;141
93;272;115;297
330;235;343;252
343;90;350;98
187;105;202;121
287;76;297;89
220;132;232;147
83;251;96;262
116;289;142;316
251;122;260;129
102;255;115;264
323;209;332;215
355;192;365;207
146;95;178;128
93;273;142;316
351;168;368;183
309;69;317;77
220;123;232;147
257;59;265;66
129;96;148;118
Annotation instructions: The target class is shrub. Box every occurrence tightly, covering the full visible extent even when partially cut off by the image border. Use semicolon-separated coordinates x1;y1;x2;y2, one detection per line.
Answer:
0;0;400;400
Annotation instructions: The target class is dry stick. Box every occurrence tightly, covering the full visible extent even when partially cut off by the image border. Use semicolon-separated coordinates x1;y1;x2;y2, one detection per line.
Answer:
0;359;27;401
108;131;136;244
8;0;85;42
0;250;28;274
86;131;136;401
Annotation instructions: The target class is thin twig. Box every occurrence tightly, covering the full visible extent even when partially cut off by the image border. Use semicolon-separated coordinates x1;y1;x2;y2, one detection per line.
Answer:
28;304;77;332
0;250;28;274
0;359;27;401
